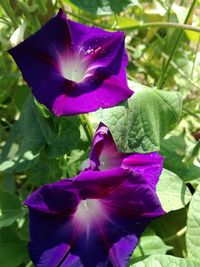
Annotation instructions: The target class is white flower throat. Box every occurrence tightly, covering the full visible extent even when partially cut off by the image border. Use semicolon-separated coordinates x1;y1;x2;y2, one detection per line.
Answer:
60;56;86;83
74;199;102;225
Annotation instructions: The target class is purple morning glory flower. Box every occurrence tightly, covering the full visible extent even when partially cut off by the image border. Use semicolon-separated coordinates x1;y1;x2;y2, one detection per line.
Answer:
89;123;164;190
8;9;133;116
25;124;165;267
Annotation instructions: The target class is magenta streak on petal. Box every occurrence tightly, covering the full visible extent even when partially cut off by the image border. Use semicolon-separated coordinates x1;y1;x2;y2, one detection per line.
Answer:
123;153;163;166
82;32;125;67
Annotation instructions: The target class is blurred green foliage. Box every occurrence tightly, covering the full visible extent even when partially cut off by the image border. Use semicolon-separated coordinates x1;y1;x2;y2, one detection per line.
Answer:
0;0;200;266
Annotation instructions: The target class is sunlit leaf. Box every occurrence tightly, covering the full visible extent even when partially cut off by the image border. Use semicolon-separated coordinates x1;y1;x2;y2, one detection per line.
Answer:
130;228;172;264
131;254;196;267
186;184;200;265
160;133;200;182
67;0;139;15
0;188;24;228
95;81;182;152
157;169;192;212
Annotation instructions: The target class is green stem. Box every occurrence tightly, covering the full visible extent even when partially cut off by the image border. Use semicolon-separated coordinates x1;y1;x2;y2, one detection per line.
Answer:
182;108;200;119
118;22;200;33
59;154;68;178
156;0;197;89
79;114;94;142
164;226;187;242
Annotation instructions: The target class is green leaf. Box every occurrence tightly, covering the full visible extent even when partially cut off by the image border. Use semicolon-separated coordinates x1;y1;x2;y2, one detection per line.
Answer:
186;184;200;264
130;255;196;267
130;228;172;264
27;156;62;186
0;226;29;267
1;96;47;164
0;73;18;103
0;188;24;228
0;96;81;172
157;169;192;212
14;85;30;111
68;0;139;15
183;140;200;166
45;117;80;158
160;133;200;182
151;208;187;258
95;82;182;152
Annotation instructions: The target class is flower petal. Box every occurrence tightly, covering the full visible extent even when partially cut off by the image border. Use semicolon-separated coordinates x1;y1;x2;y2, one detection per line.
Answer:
59;254;81;267
102;171;165;219
29;239;69;267
24;179;80;215
99;172;165;266
108;232;144;267
122;152;164;190
89;122;125;170
8;10;72;113
67;19;128;77
52;64;132;116
73;168;129;199
28;209;73;267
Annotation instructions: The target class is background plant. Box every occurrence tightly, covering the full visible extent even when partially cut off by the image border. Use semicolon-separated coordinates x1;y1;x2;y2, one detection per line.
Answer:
0;0;200;266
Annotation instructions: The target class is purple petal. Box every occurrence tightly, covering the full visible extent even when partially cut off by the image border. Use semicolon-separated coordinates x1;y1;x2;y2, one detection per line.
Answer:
66;19;128;76
99;172;164;266
101;171;165;219
8;10;71;113
27;208;76;267
51;55;132;116
24;179;80;215
122;152;164;190
73;168;129;199
59;254;81;267
89;122;126;170
29;238;69;267
8;9;133;116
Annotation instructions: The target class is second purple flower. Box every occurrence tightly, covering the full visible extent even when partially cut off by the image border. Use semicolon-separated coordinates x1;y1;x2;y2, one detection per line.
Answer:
25;123;165;266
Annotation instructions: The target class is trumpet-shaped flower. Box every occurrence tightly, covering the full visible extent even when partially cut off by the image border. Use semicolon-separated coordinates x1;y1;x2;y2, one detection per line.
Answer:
8;9;133;116
25;124;165;267
89;123;164;190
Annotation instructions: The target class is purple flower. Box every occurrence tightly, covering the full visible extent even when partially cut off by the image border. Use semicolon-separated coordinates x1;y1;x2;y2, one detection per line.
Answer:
25;124;165;267
8;9;133;116
89;123;164;190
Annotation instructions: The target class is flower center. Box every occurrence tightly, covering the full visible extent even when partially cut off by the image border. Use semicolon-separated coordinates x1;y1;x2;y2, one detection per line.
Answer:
60;56;86;83
73;199;102;225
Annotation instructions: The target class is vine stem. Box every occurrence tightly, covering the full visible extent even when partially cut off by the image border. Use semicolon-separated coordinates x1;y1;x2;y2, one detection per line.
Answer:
163;226;187;242
156;0;197;89
79;114;94;143
119;22;200;33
